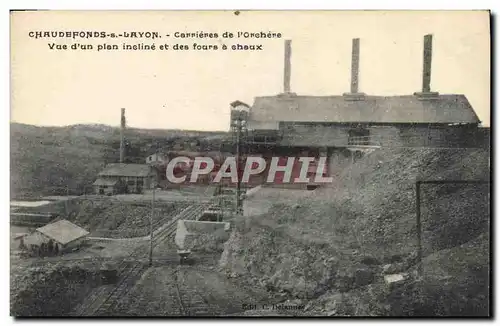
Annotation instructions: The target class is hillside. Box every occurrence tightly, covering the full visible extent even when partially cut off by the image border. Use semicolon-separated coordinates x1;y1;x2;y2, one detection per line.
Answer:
220;147;490;316
10;123;229;198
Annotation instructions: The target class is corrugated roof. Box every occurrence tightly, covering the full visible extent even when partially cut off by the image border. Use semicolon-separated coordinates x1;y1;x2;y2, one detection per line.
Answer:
93;178;118;186
36;220;89;245
249;94;480;125
98;163;152;177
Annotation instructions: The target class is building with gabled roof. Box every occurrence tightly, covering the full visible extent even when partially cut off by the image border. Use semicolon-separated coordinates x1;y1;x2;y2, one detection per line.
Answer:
241;36;482;149
36;220;89;246
229;35;487;189
94;163;158;195
98;163;153;177
249;94;479;126
22;219;89;254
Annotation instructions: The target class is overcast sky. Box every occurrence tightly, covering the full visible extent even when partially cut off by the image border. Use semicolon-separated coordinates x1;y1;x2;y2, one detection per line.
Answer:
11;11;490;130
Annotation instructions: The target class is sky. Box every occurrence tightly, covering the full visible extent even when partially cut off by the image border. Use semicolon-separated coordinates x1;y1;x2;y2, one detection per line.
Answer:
10;10;490;131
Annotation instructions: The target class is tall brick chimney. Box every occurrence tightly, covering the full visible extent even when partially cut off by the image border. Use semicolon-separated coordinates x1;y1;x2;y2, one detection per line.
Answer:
344;38;365;100
422;34;433;93
283;39;292;93
120;108;126;163
415;34;439;99
350;38;360;94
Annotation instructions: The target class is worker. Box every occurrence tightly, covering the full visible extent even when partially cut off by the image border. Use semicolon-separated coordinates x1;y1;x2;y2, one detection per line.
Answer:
54;243;59;255
41;243;47;256
48;239;54;255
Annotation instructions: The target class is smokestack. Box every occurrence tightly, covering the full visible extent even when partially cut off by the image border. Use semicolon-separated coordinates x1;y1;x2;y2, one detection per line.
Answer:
284;40;291;93
120;108;126;163
415;34;439;99
422;34;433;93
350;38;360;94
344;38;365;100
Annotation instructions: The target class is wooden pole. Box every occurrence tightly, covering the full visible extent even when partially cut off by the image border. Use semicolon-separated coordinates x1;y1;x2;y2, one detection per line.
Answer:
415;181;422;277
120;108;126;163
236;118;242;215
149;186;155;267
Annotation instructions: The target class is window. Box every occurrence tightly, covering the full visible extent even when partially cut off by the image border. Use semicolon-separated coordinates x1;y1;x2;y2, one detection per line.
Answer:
137;179;144;186
127;180;135;185
348;128;371;146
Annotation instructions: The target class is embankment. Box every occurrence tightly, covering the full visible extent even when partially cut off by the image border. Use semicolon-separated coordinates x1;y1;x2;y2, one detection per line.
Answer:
219;148;490;316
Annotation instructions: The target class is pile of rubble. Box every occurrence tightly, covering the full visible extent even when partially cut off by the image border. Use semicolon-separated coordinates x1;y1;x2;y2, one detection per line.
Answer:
220;219;395;299
68;200;183;238
11;263;102;316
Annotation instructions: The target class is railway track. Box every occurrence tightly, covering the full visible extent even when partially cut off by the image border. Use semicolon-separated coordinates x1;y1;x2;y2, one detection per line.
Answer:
73;201;209;316
174;267;219;316
93;261;147;316
152;204;206;247
173;265;269;317
73;260;145;316
109;265;242;316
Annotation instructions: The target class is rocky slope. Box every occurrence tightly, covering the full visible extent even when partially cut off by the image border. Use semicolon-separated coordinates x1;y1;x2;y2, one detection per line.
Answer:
219;147;490;316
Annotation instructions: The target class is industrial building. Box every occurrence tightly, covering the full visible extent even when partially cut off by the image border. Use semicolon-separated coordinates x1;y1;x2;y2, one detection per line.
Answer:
93;108;160;195
94;163;158;195
229;35;486;188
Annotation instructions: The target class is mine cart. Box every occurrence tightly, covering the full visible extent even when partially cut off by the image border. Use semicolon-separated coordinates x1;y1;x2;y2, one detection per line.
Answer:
100;262;118;284
177;249;193;265
199;209;222;222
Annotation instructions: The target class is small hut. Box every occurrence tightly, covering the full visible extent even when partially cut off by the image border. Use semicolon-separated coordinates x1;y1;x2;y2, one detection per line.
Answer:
22;220;89;256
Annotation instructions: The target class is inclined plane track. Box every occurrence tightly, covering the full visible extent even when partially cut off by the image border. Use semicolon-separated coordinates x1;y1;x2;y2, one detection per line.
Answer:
73;202;208;316
174;266;221;316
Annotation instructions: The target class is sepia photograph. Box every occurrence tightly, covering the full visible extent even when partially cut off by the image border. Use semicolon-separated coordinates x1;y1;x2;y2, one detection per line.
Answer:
9;10;491;317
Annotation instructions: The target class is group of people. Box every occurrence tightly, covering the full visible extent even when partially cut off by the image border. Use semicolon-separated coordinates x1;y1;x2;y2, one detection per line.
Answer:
41;239;60;256
20;238;60;257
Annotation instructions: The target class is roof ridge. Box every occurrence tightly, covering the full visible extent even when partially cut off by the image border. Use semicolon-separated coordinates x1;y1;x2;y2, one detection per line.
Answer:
255;93;466;99
249;94;478;124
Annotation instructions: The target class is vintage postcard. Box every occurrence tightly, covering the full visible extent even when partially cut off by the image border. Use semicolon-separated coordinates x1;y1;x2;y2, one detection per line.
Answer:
9;10;491;317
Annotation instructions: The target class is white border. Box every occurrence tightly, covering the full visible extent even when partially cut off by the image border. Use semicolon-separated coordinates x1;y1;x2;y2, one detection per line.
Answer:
2;1;497;326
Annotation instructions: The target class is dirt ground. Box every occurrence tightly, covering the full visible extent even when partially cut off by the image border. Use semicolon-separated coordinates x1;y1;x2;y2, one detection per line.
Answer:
110;254;273;316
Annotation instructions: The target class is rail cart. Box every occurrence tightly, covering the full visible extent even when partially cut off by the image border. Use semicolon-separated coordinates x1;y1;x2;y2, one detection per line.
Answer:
177;249;192;265
100;261;118;284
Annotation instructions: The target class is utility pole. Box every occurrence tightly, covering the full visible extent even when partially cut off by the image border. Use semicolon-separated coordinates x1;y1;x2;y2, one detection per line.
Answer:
219;184;224;222
149;185;155;267
120;108;126;163
64;185;69;218
148;138;160;267
235;117;242;215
